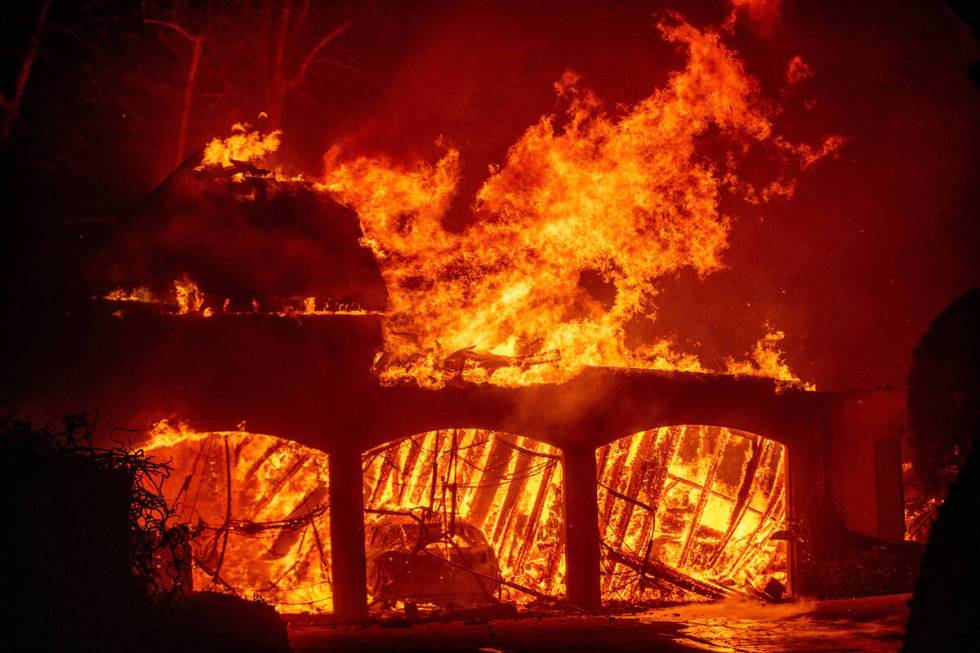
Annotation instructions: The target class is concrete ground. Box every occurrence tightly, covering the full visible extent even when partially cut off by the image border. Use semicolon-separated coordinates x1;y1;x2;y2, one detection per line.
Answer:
288;593;909;652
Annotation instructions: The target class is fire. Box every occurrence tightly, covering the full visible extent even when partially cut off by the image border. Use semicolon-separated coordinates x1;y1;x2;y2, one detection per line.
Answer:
725;330;814;391
321;14;839;388
143;421;334;612
199;122;282;170
145;422;784;614
173;276;205;315
102;286;155;303
598;426;787;603
115;13;832;613
143;424;565;613
363;430;564;608
103;12;837;391
104;275;375;318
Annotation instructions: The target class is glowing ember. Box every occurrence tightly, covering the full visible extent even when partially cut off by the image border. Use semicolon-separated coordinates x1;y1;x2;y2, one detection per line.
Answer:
103;286;156;303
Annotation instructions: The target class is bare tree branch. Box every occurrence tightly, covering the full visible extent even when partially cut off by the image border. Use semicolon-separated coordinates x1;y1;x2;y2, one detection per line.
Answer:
286;19;353;91
141;4;203;166
1;0;54;145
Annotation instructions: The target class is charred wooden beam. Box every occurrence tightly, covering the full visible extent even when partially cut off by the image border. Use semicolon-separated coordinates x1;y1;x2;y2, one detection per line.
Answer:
604;544;732;601
677;427;731;568
512;457;558;571
466;433;511;530
707;439;773;569
490;441;533;549
724;455;785;579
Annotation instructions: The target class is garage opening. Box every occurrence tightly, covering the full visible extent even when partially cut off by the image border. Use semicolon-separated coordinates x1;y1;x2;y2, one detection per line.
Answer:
362;429;564;614
597;425;787;604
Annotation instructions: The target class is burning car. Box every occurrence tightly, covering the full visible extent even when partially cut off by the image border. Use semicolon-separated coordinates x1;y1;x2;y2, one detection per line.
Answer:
366;512;501;609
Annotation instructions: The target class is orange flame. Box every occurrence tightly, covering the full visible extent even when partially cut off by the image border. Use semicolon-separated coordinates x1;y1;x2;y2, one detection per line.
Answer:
322;15;837;388
106;13;836;391
199;122;282;170
143;421;334;612
598;425;787;603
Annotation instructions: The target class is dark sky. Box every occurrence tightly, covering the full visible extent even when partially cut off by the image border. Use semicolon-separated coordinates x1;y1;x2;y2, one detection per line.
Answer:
3;0;978;392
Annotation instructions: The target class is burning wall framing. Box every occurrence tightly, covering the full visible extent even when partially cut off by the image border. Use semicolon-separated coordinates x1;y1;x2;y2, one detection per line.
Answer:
362;430;565;609
145;427;334;612
144;421;788;615
597;426;786;604
5;296;908;617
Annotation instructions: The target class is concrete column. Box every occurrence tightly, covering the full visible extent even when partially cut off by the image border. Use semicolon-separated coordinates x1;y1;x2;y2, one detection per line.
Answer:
328;445;368;620
784;443;799;597
562;445;602;611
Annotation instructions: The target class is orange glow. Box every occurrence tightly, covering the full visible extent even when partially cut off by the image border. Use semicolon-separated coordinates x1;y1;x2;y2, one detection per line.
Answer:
142;423;785;614
104;275;376;318
725;330;814;391
362;430;564;608
173;276;205;315
103;12;840;391
598;426;786;603
199;122;282;170
143;421;334;613
786;55;812;84
321;15;838;388
103;286;156;303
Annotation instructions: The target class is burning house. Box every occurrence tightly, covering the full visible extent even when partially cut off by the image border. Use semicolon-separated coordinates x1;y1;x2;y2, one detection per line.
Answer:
6;152;913;619
2;1;977;650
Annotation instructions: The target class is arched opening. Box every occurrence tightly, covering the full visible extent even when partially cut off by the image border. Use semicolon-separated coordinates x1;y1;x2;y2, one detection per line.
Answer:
362;429;564;614
597;425;787;604
143;422;333;612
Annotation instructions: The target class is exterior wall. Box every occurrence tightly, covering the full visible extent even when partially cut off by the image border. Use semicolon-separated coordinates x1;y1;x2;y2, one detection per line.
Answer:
11;307;912;607
827;388;907;541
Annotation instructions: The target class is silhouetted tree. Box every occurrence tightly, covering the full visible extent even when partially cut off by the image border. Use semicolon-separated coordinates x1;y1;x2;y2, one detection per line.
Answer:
907;288;980;496
902;431;980;652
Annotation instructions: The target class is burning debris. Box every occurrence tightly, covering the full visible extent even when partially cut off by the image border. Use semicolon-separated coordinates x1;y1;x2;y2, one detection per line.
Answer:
143;426;564;614
143;424;335;612
5;1;965;644
363;430;565;609
597;426;786;604
366;514;501;610
144;423;790;616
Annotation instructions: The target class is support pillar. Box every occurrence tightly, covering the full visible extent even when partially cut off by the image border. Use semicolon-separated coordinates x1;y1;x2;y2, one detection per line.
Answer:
328;445;368;620
562;445;602;611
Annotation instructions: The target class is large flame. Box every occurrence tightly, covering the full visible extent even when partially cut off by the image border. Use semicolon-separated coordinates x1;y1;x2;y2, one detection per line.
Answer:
103;12;837;390
321;15;838;388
